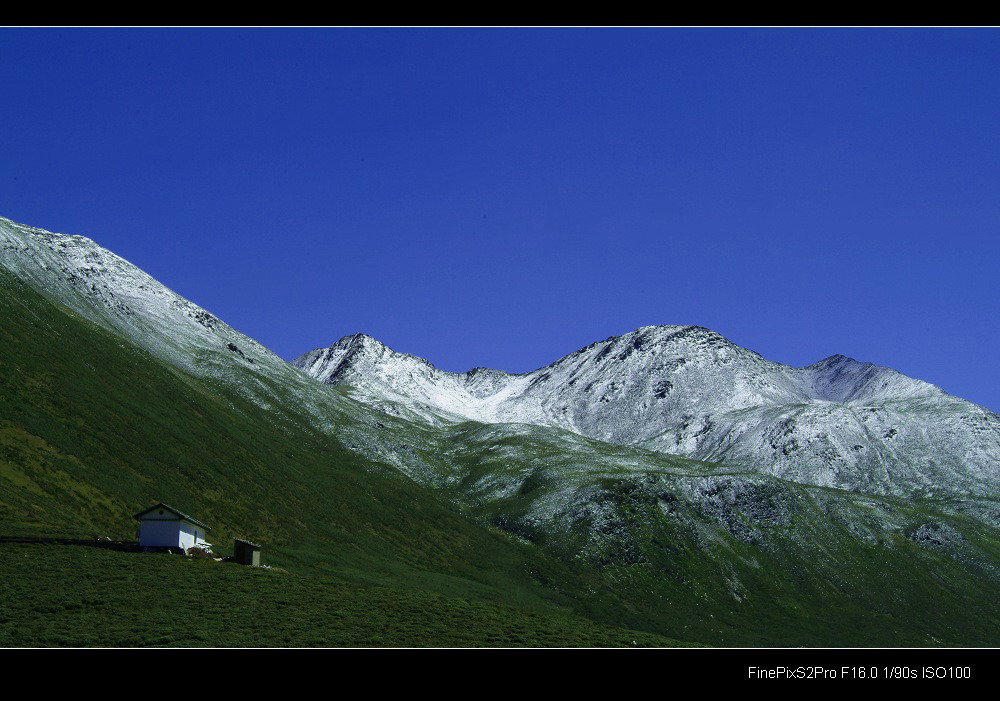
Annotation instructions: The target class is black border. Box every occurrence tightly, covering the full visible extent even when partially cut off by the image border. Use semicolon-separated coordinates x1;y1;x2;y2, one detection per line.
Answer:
2;647;995;682
4;11;1000;27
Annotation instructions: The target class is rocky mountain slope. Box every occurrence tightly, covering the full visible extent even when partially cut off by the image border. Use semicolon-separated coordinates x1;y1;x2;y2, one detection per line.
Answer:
3;214;999;646
294;327;1000;500
0;216;423;477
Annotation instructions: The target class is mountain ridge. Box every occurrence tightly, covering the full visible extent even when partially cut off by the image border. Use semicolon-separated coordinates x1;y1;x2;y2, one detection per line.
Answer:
293;325;998;499
3;213;995;505
298;327;948;397
3;213;1000;646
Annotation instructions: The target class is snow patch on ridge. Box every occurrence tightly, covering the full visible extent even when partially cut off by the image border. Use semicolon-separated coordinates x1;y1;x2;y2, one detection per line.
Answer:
292;324;999;499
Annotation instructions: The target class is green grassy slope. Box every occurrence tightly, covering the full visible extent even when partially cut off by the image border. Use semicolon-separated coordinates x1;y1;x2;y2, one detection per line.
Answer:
422;424;1000;646
0;544;690;648
0;268;606;621
1;265;998;647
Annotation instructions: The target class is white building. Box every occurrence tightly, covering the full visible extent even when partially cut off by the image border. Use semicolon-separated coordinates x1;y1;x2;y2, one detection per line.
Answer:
134;503;210;551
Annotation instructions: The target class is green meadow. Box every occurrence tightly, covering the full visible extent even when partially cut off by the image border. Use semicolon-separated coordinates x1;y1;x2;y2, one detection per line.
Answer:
1;267;998;647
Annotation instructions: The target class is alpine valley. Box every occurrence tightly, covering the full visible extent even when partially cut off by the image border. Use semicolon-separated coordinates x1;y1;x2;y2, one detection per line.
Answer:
1;214;998;648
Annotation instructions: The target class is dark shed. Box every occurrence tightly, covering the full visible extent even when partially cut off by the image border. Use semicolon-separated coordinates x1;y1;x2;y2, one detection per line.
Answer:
233;538;262;566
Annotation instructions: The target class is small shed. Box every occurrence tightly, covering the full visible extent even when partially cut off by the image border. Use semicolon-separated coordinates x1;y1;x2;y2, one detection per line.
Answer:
233;538;262;566
134;503;210;552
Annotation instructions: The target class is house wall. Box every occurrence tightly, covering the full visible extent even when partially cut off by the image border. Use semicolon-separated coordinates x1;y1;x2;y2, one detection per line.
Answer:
139;509;181;522
139;519;184;548
179;521;209;549
139;519;208;549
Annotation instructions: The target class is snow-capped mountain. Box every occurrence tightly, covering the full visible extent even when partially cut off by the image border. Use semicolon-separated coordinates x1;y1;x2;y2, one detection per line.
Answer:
4;214;999;647
0;216;278;384
293;326;1000;499
3;213;995;503
0;216;421;475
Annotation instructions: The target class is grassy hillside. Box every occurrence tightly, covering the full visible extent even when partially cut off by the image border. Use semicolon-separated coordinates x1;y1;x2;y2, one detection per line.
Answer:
2;265;999;647
0;544;691;647
427;423;1000;646
0;268;599;617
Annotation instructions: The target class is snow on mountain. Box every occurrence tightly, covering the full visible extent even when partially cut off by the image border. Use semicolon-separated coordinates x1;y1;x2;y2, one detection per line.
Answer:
0;216;275;384
293;326;1000;499
3;214;995;503
0;216;427;476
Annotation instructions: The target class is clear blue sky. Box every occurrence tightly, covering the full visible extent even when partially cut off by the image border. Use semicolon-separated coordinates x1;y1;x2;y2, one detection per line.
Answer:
2;28;998;410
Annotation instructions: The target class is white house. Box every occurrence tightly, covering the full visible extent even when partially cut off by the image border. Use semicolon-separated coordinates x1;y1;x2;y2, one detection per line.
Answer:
134;503;210;551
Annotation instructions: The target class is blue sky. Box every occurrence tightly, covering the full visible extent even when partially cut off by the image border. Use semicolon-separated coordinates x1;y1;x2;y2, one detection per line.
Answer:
2;28;998;410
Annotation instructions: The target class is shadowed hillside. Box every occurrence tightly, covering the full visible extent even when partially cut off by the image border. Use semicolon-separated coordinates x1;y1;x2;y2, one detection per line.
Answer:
2;219;999;647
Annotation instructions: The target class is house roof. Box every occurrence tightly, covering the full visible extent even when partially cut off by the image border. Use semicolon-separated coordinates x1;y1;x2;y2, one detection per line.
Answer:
234;537;261;549
133;503;209;529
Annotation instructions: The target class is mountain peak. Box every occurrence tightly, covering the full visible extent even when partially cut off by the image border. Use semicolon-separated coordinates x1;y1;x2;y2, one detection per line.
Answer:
811;353;861;366
805;353;942;403
332;332;385;348
288;322;988;499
